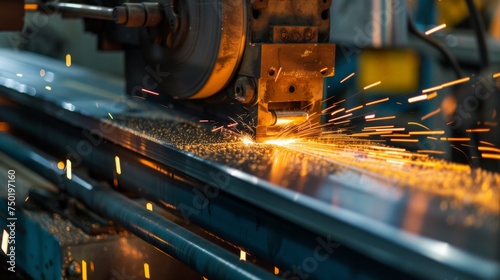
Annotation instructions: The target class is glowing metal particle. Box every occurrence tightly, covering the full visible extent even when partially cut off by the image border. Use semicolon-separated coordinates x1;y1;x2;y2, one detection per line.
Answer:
340;72;355;83
363;125;394;131
66;54;71;67
16;73;22;77
330;108;345;116
365;97;389;106
478;146;500;153
240;250;247;261
480;141;496;146
366;116;395;122
66;159;72;180
465;128;491;133
345;105;364;113
142;88;160;96
425;23;446;35
422;85;443;93
24;3;38;10
57;161;65;170
427;92;438;100
441;77;470;88
275;67;282;82
146;202;153;211
108;113;113;119
365;114;375;119
144;263;151;278
45;86;52;91
333;120;350;125
408;122;431;131
440;137;471;141
421;108;441;121
409;130;445;135
1;230;8;254
493;72;500;79
482;153;500;160
82;260;87;280
363;81;382;90
418;150;446;155
115;156;122;175
211;126;223;132
390;139;419;143
328;113;352;122
408;94;428;103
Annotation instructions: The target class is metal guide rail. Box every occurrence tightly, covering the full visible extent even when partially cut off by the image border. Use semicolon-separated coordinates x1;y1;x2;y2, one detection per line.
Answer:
0;50;499;279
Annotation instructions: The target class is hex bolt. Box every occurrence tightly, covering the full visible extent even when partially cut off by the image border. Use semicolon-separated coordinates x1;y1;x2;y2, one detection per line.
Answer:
280;28;288;41
233;77;256;104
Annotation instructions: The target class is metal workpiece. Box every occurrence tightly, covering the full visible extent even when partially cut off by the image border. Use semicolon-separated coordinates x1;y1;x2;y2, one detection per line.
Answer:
0;133;276;280
0;50;499;279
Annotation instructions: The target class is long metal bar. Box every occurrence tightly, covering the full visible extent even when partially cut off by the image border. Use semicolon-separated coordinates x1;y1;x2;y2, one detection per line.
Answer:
51;3;115;21
0;132;276;280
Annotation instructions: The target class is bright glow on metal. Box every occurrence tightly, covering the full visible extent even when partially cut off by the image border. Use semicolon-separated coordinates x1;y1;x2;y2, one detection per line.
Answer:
425;24;446;35
115;156;122;175
82;260;87;280
66;54;71;67
239;250;246;261
363;81;381;90
144;263;151;278
340;72;355;83
66;159;72;180
1;230;8;254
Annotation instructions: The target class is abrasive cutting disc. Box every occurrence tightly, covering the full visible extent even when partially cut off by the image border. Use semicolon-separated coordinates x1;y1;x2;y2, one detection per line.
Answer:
143;0;247;99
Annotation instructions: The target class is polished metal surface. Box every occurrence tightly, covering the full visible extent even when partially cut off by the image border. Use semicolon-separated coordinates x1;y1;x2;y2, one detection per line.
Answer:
0;49;499;279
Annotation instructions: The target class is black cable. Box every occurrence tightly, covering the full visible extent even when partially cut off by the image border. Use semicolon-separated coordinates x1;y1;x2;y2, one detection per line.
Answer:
407;11;465;79
464;0;490;68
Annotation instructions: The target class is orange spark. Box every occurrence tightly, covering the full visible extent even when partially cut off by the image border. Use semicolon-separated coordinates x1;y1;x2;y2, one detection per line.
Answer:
364;81;382;90
366;116;396;122
482;153;500;160
409;130;445;135
330;108;345;116
390;139;419;143
440;137;471;141
408;94;428;103
427;92;438;100
142;88;160;96
465;128;491;133
441;77;470;88
480;141;496;146
365;97;389;106
345;105;363;113
364;125;394;130
340;72;355;83
422;85;443;93
418;150;446;154
425;24;447;35
421;108;441;121
478;146;500;153
329;113;352;122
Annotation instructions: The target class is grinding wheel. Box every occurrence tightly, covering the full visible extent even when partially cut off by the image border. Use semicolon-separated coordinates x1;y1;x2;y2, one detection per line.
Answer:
142;0;247;99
